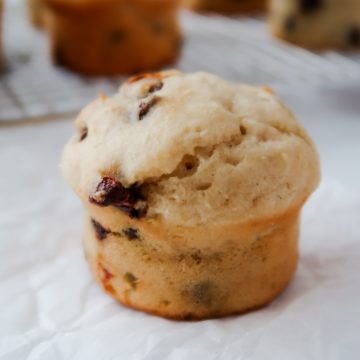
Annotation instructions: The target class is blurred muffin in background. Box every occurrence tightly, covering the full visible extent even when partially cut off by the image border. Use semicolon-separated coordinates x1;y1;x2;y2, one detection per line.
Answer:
269;0;360;49
182;0;265;14
27;0;45;29
43;0;182;75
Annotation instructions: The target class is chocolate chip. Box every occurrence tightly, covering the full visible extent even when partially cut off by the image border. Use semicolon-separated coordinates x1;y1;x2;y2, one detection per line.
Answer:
183;281;213;306
139;97;158;120
118;200;148;219
122;227;140;240
109;30;127;44
191;251;202;264
299;0;323;13
124;272;138;289
89;177;123;206
284;16;297;33
91;219;110;240
152;22;166;35
89;177;147;218
240;125;247;135
79;127;88;141
347;27;360;46
191;281;213;306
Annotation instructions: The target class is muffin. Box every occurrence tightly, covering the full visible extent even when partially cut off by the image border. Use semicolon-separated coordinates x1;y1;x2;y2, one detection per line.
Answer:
27;0;45;29
269;0;360;49
182;0;265;13
62;70;320;320
43;0;181;75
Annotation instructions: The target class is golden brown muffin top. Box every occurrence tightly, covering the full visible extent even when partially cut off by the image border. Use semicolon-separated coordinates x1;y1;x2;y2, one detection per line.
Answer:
62;71;320;225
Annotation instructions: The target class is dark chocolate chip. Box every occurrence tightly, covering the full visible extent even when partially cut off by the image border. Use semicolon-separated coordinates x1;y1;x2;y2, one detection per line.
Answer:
347;27;360;46
122;227;140;240
284;16;297;33
89;177;147;219
79;127;88;141
152;22;166;35
299;0;323;14
192;282;213;306
191;251;202;264
240;125;247;135
139;97;158;120
109;30;127;44
91;219;110;240
185;162;194;171
124;272;138;289
184;281;213;306
117;201;148;219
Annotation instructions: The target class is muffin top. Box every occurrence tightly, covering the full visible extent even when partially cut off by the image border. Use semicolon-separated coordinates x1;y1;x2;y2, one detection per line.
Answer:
62;71;320;226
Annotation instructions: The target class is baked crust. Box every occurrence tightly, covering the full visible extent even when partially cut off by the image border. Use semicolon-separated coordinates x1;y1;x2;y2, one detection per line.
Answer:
84;206;300;320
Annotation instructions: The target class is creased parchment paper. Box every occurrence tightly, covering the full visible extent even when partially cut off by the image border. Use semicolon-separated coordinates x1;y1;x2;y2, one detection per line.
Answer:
1;83;359;359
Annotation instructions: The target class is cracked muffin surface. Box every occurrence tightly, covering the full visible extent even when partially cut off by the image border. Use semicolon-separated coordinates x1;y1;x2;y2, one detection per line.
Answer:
62;71;319;226
62;70;320;320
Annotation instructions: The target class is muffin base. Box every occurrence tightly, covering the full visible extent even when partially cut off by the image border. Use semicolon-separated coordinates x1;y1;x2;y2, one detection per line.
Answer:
83;206;300;320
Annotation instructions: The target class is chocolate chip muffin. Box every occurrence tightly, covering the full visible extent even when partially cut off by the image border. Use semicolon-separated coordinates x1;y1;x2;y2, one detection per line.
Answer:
62;70;320;320
269;0;360;49
182;0;265;13
43;0;181;75
27;0;45;28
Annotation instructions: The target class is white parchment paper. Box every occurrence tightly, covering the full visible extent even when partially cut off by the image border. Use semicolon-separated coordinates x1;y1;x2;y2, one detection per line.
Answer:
1;83;360;359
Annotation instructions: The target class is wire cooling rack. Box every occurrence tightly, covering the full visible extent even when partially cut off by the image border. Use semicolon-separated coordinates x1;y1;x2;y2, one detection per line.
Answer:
1;1;360;122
